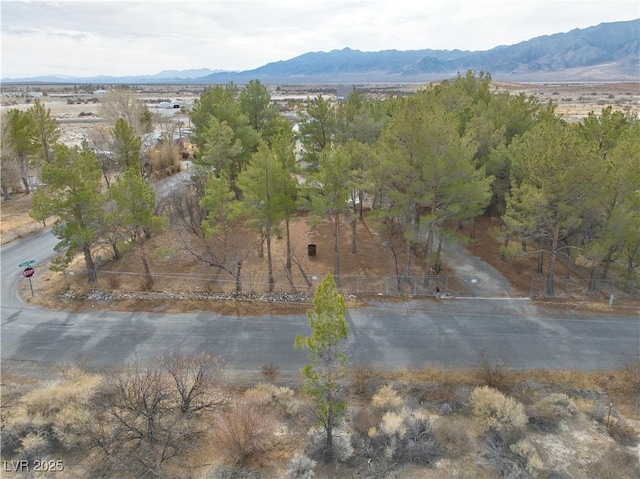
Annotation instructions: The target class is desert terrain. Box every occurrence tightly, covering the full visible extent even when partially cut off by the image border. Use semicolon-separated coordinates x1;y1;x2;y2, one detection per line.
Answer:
1;82;638;479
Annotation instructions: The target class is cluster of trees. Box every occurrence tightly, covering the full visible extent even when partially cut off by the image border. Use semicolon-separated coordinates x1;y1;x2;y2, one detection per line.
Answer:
5;75;637;294
7;91;167;283
1;99;60;197
183;73;638;296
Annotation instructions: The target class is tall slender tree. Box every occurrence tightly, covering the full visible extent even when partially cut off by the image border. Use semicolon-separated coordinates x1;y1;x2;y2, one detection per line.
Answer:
28;99;60;165
30;144;104;282
504;118;599;295
307;146;352;279
294;275;348;463
299;95;336;169
106;167;166;289
112;118;142;174
237;141;292;291
3;109;36;193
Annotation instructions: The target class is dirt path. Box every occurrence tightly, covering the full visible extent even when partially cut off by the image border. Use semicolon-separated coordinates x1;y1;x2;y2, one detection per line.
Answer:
443;239;518;297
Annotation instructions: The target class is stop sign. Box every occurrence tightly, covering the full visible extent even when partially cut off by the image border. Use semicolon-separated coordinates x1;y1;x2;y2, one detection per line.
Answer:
22;267;35;278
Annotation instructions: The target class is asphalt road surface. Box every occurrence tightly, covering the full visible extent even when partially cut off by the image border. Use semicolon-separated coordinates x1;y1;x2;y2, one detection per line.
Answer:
1;281;638;372
1;172;638;373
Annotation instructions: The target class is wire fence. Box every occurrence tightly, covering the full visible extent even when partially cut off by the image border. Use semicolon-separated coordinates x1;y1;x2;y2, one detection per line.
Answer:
62;270;473;298
60;269;638;303
529;277;639;302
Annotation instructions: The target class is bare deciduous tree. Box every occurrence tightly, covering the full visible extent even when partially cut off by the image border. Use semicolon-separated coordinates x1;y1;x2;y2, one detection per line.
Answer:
99;87;152;136
162;352;225;414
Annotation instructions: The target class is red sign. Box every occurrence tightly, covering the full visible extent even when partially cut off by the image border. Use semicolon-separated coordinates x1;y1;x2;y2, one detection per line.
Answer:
22;267;35;278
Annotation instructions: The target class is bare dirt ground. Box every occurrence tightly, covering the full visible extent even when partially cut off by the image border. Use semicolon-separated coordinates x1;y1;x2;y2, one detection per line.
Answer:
2;84;639;478
3;81;638;314
0;193;43;245
492;81;640;121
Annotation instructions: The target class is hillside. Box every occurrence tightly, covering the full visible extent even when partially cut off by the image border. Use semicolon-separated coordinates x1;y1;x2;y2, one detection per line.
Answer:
199;19;639;83
2;20;637;84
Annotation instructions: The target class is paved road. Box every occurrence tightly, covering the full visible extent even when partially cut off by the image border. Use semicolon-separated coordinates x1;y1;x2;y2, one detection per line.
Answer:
1;171;638;372
2;293;638;371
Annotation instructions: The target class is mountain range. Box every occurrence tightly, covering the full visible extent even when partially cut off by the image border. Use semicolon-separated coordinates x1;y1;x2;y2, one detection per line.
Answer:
2;19;638;84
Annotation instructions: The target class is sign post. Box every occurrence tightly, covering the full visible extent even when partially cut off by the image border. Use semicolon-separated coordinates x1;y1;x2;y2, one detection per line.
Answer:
22;267;35;297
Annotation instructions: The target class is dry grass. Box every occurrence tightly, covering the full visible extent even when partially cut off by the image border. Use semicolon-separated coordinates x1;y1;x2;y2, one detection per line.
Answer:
585;444;640;479
213;398;276;466
471;386;527;434
371;384;404;411
0;194;45;245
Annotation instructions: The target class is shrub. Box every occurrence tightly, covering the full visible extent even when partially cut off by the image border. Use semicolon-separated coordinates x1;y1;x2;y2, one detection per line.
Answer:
586;445;640;479
1;415;50;456
305;428;353;463
349;364;377;396
352;407;383;436
528;393;577;432
398;411;437;465
371;385;403;411
482;430;529;479
244;383;300;418
355;409;438;470
608;419;640;447
433;418;472;457
213;398;275;465
510;440;543;476
471;386;527;434
285;453;316;479
607;358;640;408
207;463;263;479
260;363;279;382
476;351;512;392
18;432;51;461
380;410;407;437
536;393;577;418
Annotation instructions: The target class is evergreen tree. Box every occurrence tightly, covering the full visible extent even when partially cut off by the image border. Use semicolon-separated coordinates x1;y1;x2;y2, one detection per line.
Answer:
30;144;104;282
237;141;292;291
28;99;60;164
294;275;348;463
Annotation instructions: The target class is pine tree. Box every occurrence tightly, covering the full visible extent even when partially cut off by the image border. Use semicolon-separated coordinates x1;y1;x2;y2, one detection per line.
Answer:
30;144;104;282
294;275;348;463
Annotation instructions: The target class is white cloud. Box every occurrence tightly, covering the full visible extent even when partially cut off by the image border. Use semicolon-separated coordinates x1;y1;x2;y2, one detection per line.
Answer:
1;0;638;78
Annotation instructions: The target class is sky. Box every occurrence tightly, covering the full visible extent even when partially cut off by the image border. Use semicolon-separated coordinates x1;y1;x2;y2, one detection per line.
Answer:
1;0;639;78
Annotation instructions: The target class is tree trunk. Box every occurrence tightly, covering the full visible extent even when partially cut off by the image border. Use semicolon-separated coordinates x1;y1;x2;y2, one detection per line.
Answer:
565;247;573;279
83;245;97;283
266;220;274;292
469;218;476;240
100;161;111;189
625;240;640;284
423;226;435;286
434;231;444;275
601;246;616;279
588;267;598;293
546;250;556;296
19;153;30;194
537;238;544;274
502;233;510;261
235;260;242;293
140;245;153;291
333;213;340;280
285;214;292;274
350;217;356;254
325;410;334;463
1;186;10;201
546;225;560;296
21;175;30;194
